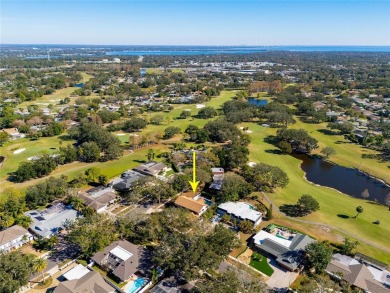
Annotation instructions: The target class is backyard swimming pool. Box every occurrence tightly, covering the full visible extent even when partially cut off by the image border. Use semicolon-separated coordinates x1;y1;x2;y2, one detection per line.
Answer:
126;277;148;293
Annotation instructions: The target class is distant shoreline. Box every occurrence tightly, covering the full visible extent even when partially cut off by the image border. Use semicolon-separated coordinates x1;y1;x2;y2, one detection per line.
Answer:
2;44;390;53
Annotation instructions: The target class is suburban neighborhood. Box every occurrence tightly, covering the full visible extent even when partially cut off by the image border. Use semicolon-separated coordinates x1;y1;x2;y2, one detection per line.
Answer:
1;34;390;293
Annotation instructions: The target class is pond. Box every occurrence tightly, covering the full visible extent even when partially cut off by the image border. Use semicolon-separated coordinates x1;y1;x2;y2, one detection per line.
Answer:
247;98;268;107
295;155;390;205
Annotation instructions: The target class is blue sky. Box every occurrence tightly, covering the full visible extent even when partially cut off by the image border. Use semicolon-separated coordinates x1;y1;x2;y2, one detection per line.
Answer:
1;0;389;45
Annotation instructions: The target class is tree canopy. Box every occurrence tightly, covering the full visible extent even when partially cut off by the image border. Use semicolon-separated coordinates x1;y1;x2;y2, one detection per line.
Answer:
275;128;318;154
0;251;36;293
241;163;289;192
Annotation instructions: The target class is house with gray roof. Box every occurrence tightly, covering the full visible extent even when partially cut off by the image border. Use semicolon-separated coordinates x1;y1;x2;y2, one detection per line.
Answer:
326;253;390;293
0;225;33;252
91;240;151;283
253;228;315;271
133;161;168;176
111;170;146;191
53;270;116;293
25;203;78;238
79;187;117;213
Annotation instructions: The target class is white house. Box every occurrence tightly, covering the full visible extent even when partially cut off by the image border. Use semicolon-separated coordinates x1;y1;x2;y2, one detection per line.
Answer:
2;128;26;140
217;202;262;227
25;203;78;238
0;225;33;252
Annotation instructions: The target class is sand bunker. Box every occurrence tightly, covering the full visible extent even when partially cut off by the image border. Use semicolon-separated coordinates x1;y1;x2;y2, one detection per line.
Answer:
248;162;257;167
245;130;253;133
196;104;205;109
116;133;126;136
129;133;139;137
13;148;26;154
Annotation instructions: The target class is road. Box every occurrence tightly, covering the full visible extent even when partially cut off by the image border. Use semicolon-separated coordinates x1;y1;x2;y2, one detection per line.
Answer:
261;192;390;254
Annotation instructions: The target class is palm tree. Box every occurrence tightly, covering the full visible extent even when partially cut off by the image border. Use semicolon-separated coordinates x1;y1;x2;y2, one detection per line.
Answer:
151;268;159;283
70;196;85;212
33;258;47;283
355;206;364;219
0;215;14;228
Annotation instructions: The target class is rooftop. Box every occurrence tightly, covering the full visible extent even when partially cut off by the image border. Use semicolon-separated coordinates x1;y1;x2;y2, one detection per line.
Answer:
326;254;390;293
218;202;262;223
253;228;315;271
0;225;30;247
25;203;78;238
211;167;224;173
54;270;115;293
253;230;292;249
110;246;133;261
79;188;116;212
133;161;167;176
62;264;90;281
174;196;208;214
92;240;150;282
112;170;145;190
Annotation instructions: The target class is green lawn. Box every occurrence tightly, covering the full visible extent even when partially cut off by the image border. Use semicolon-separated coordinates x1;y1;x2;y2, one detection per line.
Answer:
0;144;171;197
140;90;238;136
168;68;185;73
146;68;163;74
2;89;389;263
0;136;74;180
241;122;390;263
17;72;93;109
114;132;129;145
0;90;235;197
290;118;390;184
249;252;274;276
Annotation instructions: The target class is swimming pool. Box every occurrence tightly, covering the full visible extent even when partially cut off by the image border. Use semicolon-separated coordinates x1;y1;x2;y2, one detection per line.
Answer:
126;277;148;293
204;199;212;206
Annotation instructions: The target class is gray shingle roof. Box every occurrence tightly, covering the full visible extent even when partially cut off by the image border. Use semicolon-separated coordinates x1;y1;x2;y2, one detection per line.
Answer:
326;256;390;293
254;231;315;271
53;271;115;293
91;240;150;282
0;225;29;247
133;161;167;176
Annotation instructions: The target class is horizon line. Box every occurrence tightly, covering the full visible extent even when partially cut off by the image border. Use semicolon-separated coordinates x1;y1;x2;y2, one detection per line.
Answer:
1;44;390;47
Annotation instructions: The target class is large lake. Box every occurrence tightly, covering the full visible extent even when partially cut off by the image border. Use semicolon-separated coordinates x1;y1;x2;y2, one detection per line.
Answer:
296;155;390;205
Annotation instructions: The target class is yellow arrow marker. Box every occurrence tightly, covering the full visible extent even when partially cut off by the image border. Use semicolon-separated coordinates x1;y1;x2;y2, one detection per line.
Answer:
188;150;200;193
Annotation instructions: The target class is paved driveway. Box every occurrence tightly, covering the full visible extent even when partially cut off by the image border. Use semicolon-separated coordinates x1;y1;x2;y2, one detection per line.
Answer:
266;258;299;291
